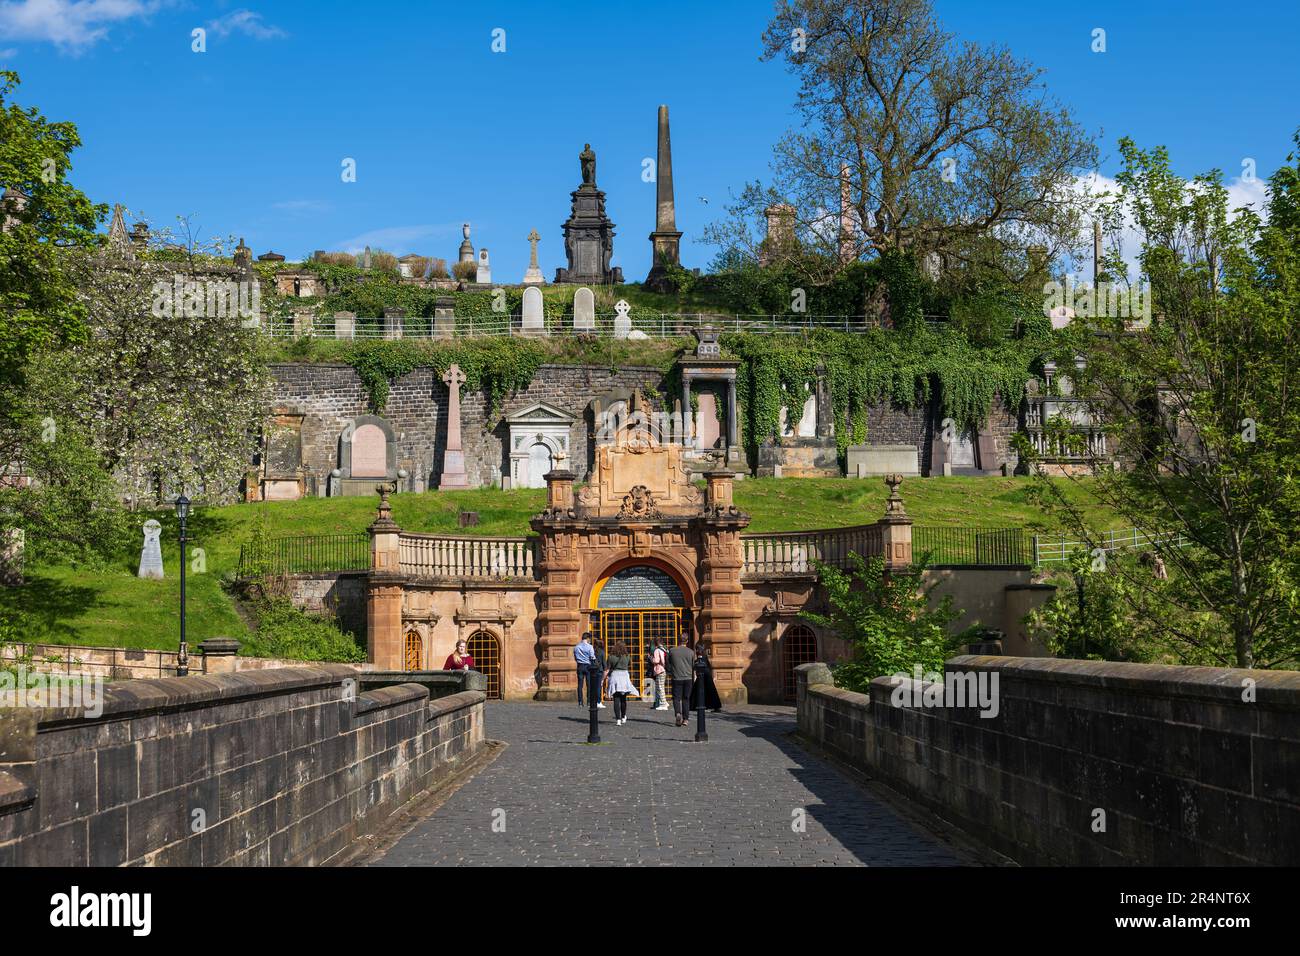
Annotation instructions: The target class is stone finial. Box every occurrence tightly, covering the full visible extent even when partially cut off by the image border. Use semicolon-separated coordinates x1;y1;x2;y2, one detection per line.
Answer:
884;473;907;516
108;204;131;254
370;483;399;530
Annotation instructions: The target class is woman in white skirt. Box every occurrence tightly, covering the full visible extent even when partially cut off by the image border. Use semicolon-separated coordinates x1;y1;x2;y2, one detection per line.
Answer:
605;640;636;725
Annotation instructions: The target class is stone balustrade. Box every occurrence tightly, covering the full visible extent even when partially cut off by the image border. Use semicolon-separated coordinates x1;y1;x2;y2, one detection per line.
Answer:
398;532;536;580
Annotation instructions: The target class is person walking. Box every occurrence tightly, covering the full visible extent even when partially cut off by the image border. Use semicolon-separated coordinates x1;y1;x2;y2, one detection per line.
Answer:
605;640;635;725
650;637;670;711
443;639;474;672
592;638;607;709
667;635;696;727
573;631;597;707
689;639;723;713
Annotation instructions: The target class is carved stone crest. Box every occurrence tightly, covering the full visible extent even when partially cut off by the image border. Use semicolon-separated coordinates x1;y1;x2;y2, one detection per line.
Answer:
618;484;662;520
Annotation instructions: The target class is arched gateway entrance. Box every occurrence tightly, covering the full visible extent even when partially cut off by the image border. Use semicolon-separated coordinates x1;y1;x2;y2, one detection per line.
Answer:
590;563;691;697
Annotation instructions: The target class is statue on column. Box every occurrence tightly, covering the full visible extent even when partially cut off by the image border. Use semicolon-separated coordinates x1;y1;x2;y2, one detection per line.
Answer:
580;143;596;186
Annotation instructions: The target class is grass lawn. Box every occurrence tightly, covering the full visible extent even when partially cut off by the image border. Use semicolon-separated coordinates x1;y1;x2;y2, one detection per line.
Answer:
2;475;1115;652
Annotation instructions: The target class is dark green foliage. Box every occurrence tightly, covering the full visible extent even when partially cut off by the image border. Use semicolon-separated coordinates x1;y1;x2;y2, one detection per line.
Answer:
801;553;969;691
240;597;366;663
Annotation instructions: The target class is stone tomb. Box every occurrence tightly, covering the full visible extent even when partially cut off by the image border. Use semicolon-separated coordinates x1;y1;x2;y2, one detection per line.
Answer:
506;401;574;489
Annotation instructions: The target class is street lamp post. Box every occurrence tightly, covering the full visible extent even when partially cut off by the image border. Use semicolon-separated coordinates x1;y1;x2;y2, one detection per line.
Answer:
694;654;708;743
586;667;601;744
175;494;190;677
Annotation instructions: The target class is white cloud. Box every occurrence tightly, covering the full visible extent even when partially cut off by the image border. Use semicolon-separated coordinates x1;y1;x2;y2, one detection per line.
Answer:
272;199;331;214
0;0;166;52
1069;169;1270;283
0;46;17;58
206;9;284;41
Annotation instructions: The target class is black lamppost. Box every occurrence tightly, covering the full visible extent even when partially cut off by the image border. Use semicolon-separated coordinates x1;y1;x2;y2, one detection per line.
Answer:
586;667;601;744
175;494;190;677
694;653;709;743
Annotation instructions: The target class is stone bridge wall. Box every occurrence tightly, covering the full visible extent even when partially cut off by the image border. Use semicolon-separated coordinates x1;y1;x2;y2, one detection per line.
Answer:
0;665;484;866
796;656;1299;865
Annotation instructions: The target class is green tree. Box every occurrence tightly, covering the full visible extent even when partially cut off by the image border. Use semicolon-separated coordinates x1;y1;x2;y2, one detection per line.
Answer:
705;0;1096;320
801;553;968;691
0;71;103;460
1027;133;1300;669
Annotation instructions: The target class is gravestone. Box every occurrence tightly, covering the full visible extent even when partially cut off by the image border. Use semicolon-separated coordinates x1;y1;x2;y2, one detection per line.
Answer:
477;247;491;284
138;520;164;580
351;424;389;478
334;311;356;339
573;287;596;331
521;286;545;334
613;299;632;339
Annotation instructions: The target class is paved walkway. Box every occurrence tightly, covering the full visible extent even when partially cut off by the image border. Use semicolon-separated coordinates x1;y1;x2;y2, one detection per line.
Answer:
371;701;969;866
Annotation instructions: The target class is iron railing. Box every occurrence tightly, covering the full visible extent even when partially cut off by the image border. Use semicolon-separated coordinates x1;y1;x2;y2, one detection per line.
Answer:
913;527;1031;567
237;532;369;578
259;312;958;340
1031;528;1192;565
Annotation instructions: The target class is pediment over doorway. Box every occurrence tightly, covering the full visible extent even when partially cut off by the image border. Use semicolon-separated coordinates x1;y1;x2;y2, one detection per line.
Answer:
576;411;701;518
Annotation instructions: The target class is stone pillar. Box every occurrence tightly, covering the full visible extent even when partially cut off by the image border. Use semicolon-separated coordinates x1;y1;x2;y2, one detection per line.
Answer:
334;311;356;340
697;471;749;704
645;104;683;292
383;307;404;340
535;470;581;700
433;296;455;337
367;489;404;669
726;379;738;447
198;638;241;675
681;376;693;447
439;364;470;489
877;473;913;570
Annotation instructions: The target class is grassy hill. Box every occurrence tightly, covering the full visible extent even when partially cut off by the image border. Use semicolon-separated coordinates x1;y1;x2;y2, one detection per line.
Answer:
2;476;1111;653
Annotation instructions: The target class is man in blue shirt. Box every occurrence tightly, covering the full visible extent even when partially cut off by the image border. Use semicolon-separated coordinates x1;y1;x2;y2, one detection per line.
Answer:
573;631;596;706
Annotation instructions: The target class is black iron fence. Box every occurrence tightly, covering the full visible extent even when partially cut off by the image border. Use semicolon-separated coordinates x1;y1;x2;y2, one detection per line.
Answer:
913;527;1030;567
237;532;370;579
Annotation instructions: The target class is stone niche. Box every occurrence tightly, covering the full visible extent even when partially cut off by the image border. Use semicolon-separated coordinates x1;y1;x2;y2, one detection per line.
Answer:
336;415;398;496
247;410;308;501
506;401;574;489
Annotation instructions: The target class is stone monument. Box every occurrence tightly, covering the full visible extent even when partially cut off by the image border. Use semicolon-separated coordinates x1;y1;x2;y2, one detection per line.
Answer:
555;144;623;285
522;229;545;285
458;223;474;263
439;364;470;489
573;287;595;331
138;520;164;579
644;105;683;292
477;247;491;284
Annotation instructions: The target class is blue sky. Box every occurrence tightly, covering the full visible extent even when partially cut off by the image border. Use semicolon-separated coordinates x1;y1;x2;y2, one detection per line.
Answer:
2;0;1297;282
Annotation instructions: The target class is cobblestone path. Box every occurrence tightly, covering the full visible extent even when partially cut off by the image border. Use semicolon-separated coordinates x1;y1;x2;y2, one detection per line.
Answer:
372;701;969;867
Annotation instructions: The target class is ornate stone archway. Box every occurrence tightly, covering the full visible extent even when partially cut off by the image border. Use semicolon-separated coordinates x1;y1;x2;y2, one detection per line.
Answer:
530;408;749;702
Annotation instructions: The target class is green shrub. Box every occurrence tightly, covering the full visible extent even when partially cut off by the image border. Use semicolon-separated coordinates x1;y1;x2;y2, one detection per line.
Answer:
240;597;365;662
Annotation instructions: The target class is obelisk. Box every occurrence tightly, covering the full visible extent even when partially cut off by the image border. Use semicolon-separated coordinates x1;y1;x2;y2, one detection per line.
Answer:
439;364;470;489
645;104;683;292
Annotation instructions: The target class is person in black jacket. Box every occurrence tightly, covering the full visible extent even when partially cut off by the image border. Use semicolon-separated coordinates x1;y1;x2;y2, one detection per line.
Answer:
689;639;723;713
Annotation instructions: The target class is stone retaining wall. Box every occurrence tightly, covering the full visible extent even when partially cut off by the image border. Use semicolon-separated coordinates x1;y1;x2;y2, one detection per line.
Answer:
0;664;485;866
795;657;1299;865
